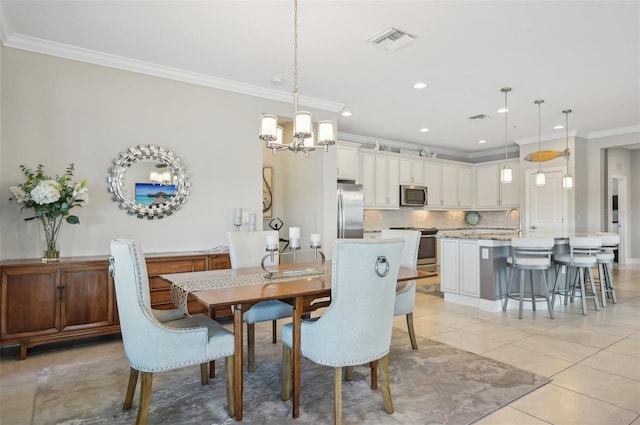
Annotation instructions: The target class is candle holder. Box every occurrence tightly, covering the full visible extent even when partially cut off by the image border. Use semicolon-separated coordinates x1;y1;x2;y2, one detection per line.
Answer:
261;243;325;279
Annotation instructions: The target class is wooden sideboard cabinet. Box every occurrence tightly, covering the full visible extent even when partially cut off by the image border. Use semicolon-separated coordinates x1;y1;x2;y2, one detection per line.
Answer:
0;251;230;359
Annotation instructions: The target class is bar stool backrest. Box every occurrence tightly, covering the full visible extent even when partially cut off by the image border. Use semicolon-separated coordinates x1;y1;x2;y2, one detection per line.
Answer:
509;237;554;267
595;232;620;248
569;237;602;259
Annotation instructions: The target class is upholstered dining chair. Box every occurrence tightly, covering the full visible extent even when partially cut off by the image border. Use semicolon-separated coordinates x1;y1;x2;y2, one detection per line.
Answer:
110;239;235;425
281;238;405;425
227;231;293;372
380;229;421;349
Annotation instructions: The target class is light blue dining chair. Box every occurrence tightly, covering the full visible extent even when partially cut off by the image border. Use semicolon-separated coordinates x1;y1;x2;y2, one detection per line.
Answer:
110;239;235;425
281;238;405;425
227;231;293;372
380;229;421;349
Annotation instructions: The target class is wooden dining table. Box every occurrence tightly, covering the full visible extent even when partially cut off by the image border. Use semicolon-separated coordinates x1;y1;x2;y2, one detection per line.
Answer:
160;262;429;421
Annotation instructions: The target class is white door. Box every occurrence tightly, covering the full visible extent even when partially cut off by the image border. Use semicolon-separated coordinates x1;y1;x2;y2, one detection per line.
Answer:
526;168;567;234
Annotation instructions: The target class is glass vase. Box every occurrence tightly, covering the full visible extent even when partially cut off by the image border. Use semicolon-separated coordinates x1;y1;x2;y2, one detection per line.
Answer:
40;215;64;262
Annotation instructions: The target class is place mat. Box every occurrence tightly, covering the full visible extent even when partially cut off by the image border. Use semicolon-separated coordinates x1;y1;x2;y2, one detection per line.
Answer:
170;266;331;315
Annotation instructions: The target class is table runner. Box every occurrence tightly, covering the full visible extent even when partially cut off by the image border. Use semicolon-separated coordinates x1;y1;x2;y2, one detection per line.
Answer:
170;266;331;315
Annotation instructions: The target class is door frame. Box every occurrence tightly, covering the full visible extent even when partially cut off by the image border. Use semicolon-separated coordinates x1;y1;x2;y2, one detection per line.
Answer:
609;174;628;265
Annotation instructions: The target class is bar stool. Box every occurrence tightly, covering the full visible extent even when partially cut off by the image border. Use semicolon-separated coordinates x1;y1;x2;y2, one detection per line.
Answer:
552;237;602;315
595;232;619;307
503;237;555;319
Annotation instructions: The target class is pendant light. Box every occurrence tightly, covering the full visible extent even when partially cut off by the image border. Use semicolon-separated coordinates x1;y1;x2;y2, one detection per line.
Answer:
562;109;574;189
534;99;545;186
500;87;512;183
258;0;336;157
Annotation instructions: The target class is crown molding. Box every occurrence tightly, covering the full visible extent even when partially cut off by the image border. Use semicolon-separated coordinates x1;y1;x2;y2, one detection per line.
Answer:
516;129;578;146
337;132;519;162
587;125;640;140
1;32;345;113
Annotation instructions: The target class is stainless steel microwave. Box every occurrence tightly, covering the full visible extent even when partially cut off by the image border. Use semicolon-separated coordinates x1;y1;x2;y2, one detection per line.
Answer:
400;185;428;206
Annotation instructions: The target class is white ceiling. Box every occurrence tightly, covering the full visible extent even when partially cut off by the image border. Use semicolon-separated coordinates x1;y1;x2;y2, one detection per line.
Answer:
1;1;639;155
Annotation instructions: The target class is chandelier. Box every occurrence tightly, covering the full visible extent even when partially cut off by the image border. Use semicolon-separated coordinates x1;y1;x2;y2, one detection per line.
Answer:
534;99;545;186
562;109;574;189
258;0;336;157
500;87;512;183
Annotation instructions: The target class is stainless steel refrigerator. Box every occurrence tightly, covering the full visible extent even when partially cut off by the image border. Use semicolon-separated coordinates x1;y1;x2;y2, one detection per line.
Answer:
337;183;364;238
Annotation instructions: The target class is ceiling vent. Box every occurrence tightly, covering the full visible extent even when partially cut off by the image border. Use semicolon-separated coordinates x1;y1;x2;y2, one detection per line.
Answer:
469;114;492;120
368;26;416;51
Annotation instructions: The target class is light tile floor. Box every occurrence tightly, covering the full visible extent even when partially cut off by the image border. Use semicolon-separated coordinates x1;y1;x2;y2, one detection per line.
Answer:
1;264;639;424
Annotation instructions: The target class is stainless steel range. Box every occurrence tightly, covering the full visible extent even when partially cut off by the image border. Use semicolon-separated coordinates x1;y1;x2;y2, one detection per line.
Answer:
390;227;438;271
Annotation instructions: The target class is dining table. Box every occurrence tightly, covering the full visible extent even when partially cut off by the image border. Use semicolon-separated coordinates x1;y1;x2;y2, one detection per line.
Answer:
160;261;430;421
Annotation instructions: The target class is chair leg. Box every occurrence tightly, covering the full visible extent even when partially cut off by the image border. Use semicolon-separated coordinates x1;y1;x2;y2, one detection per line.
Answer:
123;367;139;410
247;323;256;372
225;355;235;418
605;262;617;304
597;263;607;307
502;266;514;312
379;355;394;414
281;345;292;401
272;320;277;343
369;360;378;390
518;269;525;319
209;360;216;379
529;270;536;312
334;367;343;425
406;313;418;350
345;366;354;381
577;268;588;315
541;269;554;319
136;372;153;425
586;266;600;311
200;363;209;385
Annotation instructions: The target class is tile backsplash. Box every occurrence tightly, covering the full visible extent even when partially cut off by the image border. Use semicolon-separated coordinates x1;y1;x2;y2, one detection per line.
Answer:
364;209;520;231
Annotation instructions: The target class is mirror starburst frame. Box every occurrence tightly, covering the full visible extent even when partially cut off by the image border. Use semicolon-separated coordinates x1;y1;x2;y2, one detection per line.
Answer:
107;144;190;219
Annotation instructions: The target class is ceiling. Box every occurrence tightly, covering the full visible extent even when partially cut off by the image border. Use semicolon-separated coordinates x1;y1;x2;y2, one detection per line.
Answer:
1;1;639;156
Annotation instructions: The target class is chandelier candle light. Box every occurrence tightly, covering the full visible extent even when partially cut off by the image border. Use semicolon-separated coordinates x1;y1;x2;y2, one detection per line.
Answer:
562;109;574;189
500;87;513;183
535;100;546;186
258;0;336;157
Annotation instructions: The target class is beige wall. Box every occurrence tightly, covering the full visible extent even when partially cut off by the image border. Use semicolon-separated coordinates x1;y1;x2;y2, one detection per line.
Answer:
0;47;336;260
632;151;640;258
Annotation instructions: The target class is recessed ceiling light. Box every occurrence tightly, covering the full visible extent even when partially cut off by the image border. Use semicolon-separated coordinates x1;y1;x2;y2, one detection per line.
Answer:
554;125;564;130
341;111;352;117
497;108;508;113
413;82;427;89
271;77;283;85
478;139;487;144
419;128;429;133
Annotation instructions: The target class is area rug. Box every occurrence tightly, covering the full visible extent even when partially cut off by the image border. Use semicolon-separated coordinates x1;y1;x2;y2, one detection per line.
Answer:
32;328;549;425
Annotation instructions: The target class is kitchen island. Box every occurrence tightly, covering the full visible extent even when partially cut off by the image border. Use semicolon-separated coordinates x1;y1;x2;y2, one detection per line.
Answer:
438;232;569;312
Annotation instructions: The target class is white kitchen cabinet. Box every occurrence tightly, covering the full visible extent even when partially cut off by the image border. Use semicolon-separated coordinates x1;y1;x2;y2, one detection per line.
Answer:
475;164;500;208
440;238;479;297
336;142;359;180
360;152;399;209
441;164;473;208
424;161;442;207
399;157;425;185
474;162;520;209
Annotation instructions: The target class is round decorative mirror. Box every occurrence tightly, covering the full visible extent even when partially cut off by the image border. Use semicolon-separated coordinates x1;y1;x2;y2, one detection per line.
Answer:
107;145;190;219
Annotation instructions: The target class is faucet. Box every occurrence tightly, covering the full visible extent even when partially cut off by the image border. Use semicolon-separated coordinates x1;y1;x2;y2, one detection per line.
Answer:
507;208;523;237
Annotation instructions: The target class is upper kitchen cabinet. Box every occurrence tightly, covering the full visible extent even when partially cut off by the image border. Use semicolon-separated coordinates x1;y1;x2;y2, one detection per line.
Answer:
474;162;520;209
360;151;399;209
336;142;360;181
424;161;442;207
441;164;473;208
399;157;425;185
